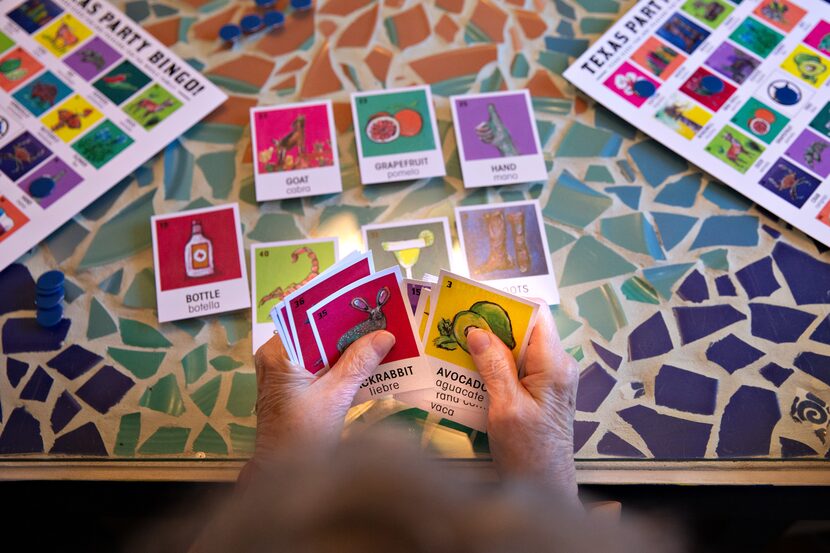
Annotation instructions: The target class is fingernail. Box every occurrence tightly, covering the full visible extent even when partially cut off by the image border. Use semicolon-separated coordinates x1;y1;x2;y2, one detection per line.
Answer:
467;328;490;355
372;331;395;357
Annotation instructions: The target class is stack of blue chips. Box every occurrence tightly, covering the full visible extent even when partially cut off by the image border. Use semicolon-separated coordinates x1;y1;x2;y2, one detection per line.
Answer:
36;270;65;328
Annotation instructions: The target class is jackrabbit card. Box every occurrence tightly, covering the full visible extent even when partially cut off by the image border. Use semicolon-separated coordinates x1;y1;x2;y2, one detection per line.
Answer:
362;217;455;281
308;266;432;405
250;100;342;201
450;90;547;187
455;200;559;304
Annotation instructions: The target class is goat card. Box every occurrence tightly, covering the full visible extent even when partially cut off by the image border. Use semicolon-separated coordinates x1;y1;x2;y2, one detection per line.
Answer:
284;251;374;374
252;238;339;353
402;278;431;314
270;302;298;364
308;266;432;404
250;100;342;201
350;85;445;185
455;200;559;305
362;217;454;281
151;204;250;323
450;90;547;188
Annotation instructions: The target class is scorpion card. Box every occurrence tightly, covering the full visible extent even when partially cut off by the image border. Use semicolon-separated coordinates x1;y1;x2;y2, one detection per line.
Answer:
250;100;342;202
449;89;547;188
251;237;339;353
308;266;433;405
455;200;559;305
362;217;455;281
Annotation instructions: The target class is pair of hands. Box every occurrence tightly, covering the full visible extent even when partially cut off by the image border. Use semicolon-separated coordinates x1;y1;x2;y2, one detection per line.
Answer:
250;305;579;495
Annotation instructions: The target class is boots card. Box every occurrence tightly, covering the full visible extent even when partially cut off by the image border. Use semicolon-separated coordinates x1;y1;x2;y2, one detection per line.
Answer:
450;90;547;187
455;200;560;305
362;217;455;281
250;100;342;201
308;266;433;405
270;301;299;365
151;204;250;323
252;238;339;353
350;86;445;185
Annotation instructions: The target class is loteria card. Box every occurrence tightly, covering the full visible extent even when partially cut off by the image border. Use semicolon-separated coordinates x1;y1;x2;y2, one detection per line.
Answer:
350;85;445;185
251;238;339;353
270;301;298;364
450;89;547;187
308;266;433;405
455;200;559;305
362;217;454;281
395;390;487;432
151;204;250;323
284;251;374;373
402;278;430;314
250;100;342;201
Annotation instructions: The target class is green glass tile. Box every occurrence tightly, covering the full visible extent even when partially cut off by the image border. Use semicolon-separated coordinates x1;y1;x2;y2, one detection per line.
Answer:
229;423;256;454
280;198;305;217
576;0;619;13
545;223;576;253
123;268;157;309
191;375;221;416
78;189;155;268
510;53;529;78
193;424;228;455
63;278;83;303
531;97;572;116
248;213;303;242
464;22;491;44
108;347;165;379
621;275;660;304
207;75;261;94
605;186;641;209
171;318;206;337
580;17;613;34
479;68;505;92
566;344;584;362
45;219;89;264
126;1;150;21
557;122;620;157
652;212;697;251
138;427;190;455
119;318;172;348
585;165;614;183
163;140;193;201
543;170;612;228
536;120;556;147
616;159;635;182
628;139;687;187
219;313;249;345
179;16;195;43
227;372;256;417
594;105;637;139
210;355;243;372
600;213;665;260
544;36;588;56
197;150;236;199
184;122;244;144
361;180;401;202
550;305;582;339
182;344;208;386
200;0;229;13
82;176;131;220
559;236;637;287
459;188;489;206
139;374;185;416
700;248;729;270
386;179;455;220
239;176;257;205
471;430;490;454
576;284;627;341
556;20;574;36
88;297;117;340
537;50;570;75
114;412;141;456
702;180;752;211
185;197;213;210
499;189;526;203
529;183;544;198
98;269;123;295
642;263;694;299
430;75;476;97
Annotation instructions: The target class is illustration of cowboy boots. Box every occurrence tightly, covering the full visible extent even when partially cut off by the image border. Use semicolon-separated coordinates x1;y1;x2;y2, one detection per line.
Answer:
475;211;515;275
507;211;530;273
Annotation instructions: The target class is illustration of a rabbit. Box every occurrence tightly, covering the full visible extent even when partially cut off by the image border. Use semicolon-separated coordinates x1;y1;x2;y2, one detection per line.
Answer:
336;287;390;353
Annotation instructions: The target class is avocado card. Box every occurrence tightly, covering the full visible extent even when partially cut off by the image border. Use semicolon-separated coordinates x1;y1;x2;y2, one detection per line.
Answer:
252;237;339;353
450;89;547;187
362;217;454;280
308;266;432;405
455;200;559;305
250;100;342;201
402;278;431;314
270;301;298;365
350;85;445;185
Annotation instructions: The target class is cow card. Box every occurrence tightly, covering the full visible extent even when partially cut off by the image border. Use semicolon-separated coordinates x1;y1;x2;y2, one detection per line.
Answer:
350;85;445;185
395;390;486;432
251;238;339;353
250;100;342;201
151;204;250;323
450;89;547;187
362;217;454;280
402;278;430;314
455;200;559;304
308;266;432;404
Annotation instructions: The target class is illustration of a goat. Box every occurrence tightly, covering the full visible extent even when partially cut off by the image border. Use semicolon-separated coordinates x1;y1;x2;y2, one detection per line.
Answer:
336;287;390;353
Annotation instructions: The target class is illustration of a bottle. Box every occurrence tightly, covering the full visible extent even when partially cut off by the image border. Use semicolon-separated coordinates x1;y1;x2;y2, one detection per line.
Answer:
184;219;214;278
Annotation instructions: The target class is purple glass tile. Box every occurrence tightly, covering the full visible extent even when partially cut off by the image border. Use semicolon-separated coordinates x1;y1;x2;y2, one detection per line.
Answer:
576;362;616;413
51;391;81;433
591;340;622;371
7;357;28;387
759;362;794;387
46;344;103;380
809;316;830;346
597;431;645;458
618;405;712;459
673;305;746;344
75;365;134;414
793;352;830;387
654;364;718;415
706;334;764;373
676;269;709;303
574;420;599;453
735;257;780;299
716;386;781;457
749;303;816;344
50;422;107;456
2;317;70;354
0;407;43;453
20;366;53;402
761;225;781;239
779;437;818;458
772;242;830;305
628;312;673;361
715;275;737;296
0;263;36;316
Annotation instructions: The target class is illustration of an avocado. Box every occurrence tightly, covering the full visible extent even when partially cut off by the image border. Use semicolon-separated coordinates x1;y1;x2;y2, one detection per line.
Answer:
793;53;827;84
434;301;516;352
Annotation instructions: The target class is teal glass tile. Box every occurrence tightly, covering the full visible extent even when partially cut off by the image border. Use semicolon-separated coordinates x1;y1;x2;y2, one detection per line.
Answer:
184;123;244;144
576;284;627;340
185;197;213;210
559;236;637;287
551;305;582;339
197;151;236;199
226;372;256;417
479;68;505;92
63;278;83;303
621;276;660;304
114;412;141;457
386;179;455;219
210;355;243;372
700;249;729;270
642;263;694;299
557;122;621;157
600;213;665;260
690;215;759;249
108;347;165;379
123;268;157;309
171;318;205;337
182;344;208;386
138;427;190;455
208;75;262;95
628;140;687;187
566;344;584;362
248;213;303;242
554;0;576;18
654;174;701;208
193;424;228;455
595;105;637;139
219;313;249;345
152;4;178;17
543;170;612;228
544;37;588;56
45;219;89;264
280;198;305;217
702;180;753;211
78;189;156;269
119;318;172;348
605;186;641;209
81;176;131;221
139;374;185;416
88;297;117;340
616;159;635;182
652;212;697;251
499;189;526;203
536;120;556;147
555;20;574;37
229;423;256;454
191;375;221;417
575;0;620;13
429;75;476;97
163;140;193;201
532;97;572;116
98;269;123;295
510;53;529;78
125;1;150;22
580;17;614;34
460;188;489;205
545;223;576;253
537;50;570;75
585;165;614;183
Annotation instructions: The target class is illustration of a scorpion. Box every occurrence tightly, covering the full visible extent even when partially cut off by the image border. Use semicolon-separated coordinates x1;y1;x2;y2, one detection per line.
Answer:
258;247;319;306
336;287;390;353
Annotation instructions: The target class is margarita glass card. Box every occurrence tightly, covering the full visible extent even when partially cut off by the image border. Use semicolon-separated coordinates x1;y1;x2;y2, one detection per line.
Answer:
450;89;547;187
308;266;432;405
455;200;559;305
251;237;339;353
250;100;342;201
350;85;445;184
151;204;249;323
362;217;454;280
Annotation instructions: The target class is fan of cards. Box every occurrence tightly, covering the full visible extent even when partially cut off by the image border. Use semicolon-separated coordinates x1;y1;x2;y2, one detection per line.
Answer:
268;252;540;432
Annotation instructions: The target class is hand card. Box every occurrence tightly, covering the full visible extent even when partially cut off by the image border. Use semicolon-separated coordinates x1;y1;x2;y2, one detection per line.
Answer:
308;266;432;405
456;200;559;304
250;100;342;201
450;90;547;187
350;85;445;184
251;238;339;353
362;217;455;280
151;204;250;322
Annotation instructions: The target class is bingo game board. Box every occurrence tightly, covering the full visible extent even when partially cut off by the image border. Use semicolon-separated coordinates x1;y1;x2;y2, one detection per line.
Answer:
0;0;225;270
565;0;830;246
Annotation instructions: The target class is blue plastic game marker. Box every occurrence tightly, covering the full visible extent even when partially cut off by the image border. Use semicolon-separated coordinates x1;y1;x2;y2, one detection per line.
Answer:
37;270;65;293
291;0;313;11
264;10;285;29
36;304;64;328
219;23;242;44
700;75;724;94
35;288;64;309
29;176;56;199
773;83;799;105
240;14;263;33
633;79;656;98
256;0;276;8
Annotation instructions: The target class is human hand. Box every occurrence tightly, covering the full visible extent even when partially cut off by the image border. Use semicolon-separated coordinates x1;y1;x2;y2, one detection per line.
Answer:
466;305;579;496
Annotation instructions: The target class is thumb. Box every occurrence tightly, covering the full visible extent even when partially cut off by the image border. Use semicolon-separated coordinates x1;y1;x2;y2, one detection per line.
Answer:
467;329;520;405
321;330;396;395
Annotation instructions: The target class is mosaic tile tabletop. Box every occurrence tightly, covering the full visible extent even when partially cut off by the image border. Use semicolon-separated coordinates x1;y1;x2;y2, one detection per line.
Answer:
1;0;829;473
